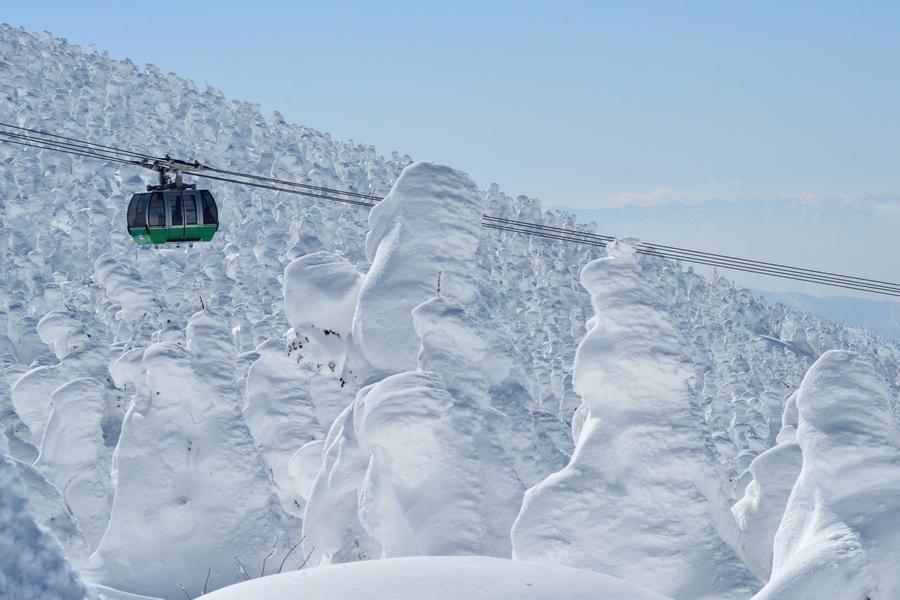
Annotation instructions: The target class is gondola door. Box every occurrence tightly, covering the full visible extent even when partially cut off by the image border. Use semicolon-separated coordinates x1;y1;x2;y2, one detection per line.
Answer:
166;191;186;243
182;191;201;241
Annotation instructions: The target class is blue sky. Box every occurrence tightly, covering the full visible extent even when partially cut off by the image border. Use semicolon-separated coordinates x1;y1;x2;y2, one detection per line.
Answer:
4;2;899;299
5;1;899;207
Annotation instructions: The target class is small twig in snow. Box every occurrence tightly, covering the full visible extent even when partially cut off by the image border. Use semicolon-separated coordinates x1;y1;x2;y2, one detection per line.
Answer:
298;545;315;570
202;567;212;595
177;583;192;600
277;536;306;574
234;556;250;581
260;533;280;577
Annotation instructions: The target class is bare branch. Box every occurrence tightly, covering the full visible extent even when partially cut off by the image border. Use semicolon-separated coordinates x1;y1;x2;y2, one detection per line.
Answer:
298;545;315;570
277;536;306;574
260;533;280;577
177;583;192;600
234;556;250;581
202;567;212;595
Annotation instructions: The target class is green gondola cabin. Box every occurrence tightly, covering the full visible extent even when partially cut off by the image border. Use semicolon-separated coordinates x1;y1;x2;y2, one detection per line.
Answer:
126;189;219;245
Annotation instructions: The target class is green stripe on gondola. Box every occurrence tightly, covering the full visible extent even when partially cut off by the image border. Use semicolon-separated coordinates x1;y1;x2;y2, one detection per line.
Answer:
129;225;217;245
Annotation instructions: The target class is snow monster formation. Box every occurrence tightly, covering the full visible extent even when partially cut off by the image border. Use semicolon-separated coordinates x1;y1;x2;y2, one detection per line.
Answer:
299;162;567;564
93;311;298;598
754;350;900;600
732;393;803;581
512;241;756;600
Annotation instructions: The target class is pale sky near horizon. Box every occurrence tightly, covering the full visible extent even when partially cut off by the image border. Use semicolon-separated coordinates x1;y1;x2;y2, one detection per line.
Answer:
3;2;899;299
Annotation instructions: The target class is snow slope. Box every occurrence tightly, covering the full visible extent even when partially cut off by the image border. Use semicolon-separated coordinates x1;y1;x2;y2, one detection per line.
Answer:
203;556;674;600
0;23;898;600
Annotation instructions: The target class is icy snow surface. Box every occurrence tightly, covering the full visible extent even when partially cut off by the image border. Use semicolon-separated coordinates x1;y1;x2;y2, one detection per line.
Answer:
0;23;899;600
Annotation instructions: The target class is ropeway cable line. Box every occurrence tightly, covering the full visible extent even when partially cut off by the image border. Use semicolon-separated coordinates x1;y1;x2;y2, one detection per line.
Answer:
2;121;899;298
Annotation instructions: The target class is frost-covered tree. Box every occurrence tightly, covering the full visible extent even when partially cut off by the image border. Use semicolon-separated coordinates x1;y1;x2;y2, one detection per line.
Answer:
755;350;900;599
0;444;87;600
512;241;756;600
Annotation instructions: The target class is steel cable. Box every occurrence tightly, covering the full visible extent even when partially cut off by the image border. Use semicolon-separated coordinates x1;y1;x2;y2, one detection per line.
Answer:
2;125;899;297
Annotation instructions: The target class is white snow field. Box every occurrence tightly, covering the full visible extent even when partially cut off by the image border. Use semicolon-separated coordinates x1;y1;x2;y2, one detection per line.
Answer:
203;556;674;600
0;22;899;600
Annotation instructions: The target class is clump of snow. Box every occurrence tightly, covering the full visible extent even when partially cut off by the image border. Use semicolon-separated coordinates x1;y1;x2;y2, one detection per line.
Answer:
512;241;756;600
34;377;111;549
283;251;362;370
0;447;87;600
350;162;484;377
203;556;674;600
243;339;322;515
37;310;94;360
284;251;362;337
754;350;900;599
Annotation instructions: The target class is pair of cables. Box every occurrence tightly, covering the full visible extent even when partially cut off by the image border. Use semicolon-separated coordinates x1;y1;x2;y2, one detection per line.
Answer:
2;121;898;297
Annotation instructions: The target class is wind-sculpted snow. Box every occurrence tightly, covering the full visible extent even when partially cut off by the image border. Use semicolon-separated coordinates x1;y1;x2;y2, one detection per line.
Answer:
754;350;900;599
512;241;757;599
0;23;899;599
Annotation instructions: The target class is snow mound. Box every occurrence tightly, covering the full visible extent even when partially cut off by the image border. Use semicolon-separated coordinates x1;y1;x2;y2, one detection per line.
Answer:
203;556;673;600
754;350;900;599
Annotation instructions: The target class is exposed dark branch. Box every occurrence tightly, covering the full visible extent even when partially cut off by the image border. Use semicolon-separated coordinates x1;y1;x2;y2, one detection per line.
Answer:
260;534;280;577
298;545;315;570
277;536;306;574
177;583;192;600
202;567;212;595
234;556;250;581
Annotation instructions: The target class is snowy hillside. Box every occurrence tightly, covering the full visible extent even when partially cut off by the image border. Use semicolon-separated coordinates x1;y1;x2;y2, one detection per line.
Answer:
1;23;899;600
